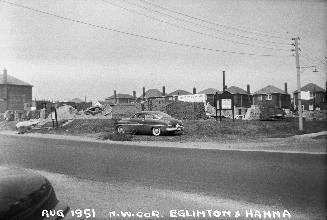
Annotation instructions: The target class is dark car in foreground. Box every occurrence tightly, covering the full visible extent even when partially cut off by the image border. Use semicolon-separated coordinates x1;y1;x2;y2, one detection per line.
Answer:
0;166;69;220
115;111;184;136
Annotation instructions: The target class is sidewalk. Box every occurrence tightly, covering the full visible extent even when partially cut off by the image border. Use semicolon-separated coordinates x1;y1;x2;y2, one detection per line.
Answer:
1;130;326;154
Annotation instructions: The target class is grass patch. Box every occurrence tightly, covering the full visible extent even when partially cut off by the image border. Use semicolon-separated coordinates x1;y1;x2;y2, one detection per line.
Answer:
29;118;327;143
100;132;133;141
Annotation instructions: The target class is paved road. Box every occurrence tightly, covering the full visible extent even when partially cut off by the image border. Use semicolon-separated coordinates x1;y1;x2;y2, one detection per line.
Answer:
0;134;326;219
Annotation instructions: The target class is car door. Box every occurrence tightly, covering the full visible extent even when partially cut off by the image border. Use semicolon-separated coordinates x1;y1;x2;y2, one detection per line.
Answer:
143;113;156;133
129;113;145;133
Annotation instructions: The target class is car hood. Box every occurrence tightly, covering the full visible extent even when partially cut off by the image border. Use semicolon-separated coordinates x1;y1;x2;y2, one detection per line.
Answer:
0;166;47;213
0;166;69;219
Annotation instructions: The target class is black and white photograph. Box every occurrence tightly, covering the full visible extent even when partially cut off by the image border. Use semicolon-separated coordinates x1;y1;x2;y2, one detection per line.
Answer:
0;0;326;219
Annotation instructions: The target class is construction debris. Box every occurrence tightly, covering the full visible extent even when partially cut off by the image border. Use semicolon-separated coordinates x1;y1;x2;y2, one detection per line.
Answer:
302;110;327;121
244;105;261;120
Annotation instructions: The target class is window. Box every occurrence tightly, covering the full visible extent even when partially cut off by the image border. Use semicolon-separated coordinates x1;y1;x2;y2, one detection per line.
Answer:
145;114;154;119
258;95;262;101
133;113;145;119
267;94;272;100
310;92;314;99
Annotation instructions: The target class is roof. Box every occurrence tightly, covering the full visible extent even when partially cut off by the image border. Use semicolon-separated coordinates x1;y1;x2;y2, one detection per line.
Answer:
68;98;84;103
167;89;192;96
226;86;248;95
253;85;286;95
0;74;33;86
138;89;163;99
107;93;134;99
293;83;325;93
198;88;220;95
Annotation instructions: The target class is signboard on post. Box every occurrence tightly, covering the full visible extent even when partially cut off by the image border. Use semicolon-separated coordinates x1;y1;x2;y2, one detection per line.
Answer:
50;107;58;128
221;99;232;109
214;91;234;122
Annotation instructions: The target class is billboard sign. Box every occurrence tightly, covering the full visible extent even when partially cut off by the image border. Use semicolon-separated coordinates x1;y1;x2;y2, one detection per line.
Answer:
177;94;206;103
300;91;311;100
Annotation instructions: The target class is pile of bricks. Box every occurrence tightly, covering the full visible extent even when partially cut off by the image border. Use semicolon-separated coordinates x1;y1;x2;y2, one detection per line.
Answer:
166;101;206;120
142;99;174;112
244;105;261;120
302;110;327;121
111;104;142;119
140;99;206;120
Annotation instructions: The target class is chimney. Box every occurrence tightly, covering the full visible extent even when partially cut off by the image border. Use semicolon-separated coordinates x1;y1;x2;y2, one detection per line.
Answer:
84;96;86;102
223;70;226;92
133;91;136;100
114;90;117;104
284;82;288;94
3;68;8;84
162;86;166;96
193;87;196;94
247;84;250;94
142;87;146;100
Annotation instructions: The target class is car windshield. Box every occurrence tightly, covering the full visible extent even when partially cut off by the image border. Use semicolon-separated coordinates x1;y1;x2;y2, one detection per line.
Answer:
153;112;172;118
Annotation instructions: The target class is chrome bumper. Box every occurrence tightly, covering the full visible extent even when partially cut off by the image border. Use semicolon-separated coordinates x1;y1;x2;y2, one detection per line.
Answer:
165;126;184;131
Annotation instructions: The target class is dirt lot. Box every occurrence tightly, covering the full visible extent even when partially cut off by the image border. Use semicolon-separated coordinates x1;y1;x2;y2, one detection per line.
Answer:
2;118;326;143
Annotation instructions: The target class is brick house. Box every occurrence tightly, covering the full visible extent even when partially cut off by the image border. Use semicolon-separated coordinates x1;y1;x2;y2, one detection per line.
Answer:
226;85;252;108
253;84;291;109
198;88;220;106
293;83;327;110
226;85;252;115
137;88;164;102
166;89;192;101
0;68;33;113
106;92;135;104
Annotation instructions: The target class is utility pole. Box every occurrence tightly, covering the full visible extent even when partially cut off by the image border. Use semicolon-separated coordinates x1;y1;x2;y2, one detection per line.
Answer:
292;37;303;131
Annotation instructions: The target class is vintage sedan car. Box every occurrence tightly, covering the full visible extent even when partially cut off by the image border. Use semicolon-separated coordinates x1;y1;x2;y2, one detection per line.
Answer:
115;111;184;136
0;166;69;220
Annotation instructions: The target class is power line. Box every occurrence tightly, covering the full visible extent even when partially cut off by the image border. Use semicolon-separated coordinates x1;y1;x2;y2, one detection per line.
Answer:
300;52;326;72
118;0;291;46
101;0;291;52
300;44;327;66
0;0;284;57
137;0;291;40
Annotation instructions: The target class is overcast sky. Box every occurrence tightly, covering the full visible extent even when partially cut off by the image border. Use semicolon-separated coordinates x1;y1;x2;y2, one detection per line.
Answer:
1;0;326;101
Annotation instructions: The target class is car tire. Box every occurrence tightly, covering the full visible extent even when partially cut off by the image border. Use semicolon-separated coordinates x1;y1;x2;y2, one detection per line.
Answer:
152;127;161;136
117;126;125;134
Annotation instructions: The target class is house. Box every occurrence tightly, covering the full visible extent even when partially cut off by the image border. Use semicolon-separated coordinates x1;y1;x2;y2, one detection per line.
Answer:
226;85;252;115
105;90;135;104
68;98;84;103
93;101;105;108
253;84;291;109
198;88;220;106
137;88;164;102
226;85;252;108
0;68;33;113
293;83;327;110
166;89;192;101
